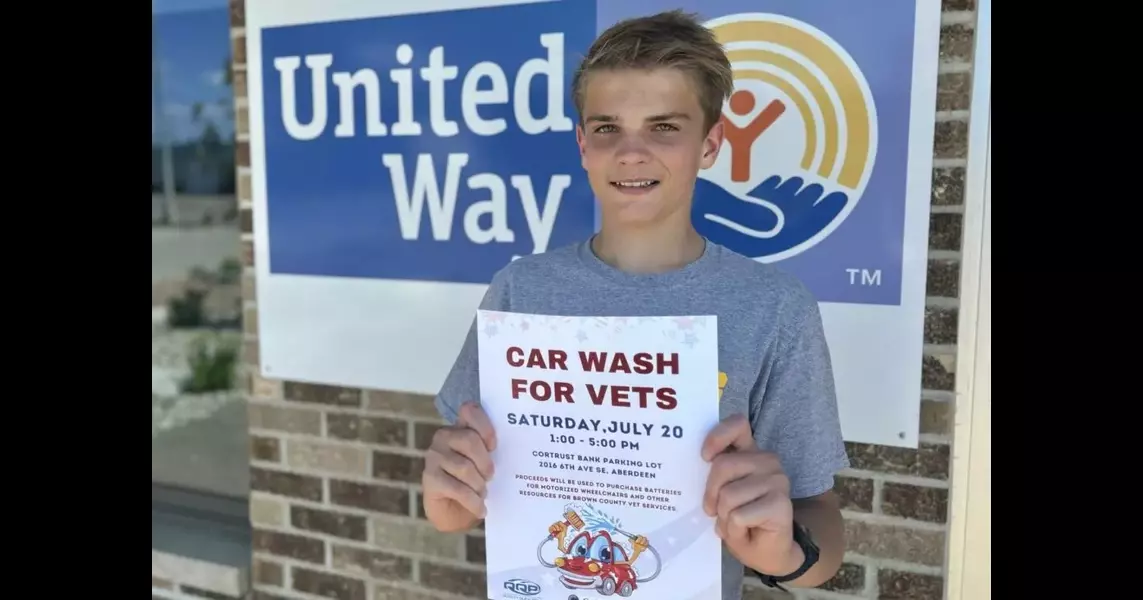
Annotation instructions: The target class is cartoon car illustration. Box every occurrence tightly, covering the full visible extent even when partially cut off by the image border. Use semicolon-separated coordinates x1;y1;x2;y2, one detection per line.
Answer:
537;508;661;598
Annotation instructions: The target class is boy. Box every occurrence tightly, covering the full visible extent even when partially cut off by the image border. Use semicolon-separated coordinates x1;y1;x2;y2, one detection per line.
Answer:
421;9;849;598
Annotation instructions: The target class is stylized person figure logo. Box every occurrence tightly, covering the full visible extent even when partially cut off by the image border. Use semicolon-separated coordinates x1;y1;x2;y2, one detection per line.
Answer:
720;90;786;183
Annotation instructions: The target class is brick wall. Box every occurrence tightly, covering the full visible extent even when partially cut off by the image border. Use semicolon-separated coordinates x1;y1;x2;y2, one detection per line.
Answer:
231;0;979;598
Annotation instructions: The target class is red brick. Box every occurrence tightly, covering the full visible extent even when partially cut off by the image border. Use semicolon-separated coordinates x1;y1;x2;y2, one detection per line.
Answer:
835;475;874;512
283;382;362;407
879;569;944;599
419;562;485;596
881;483;949;523
845;443;949;480
252;529;324;564
290;506;368;541
292;567;366;600
329;479;409;515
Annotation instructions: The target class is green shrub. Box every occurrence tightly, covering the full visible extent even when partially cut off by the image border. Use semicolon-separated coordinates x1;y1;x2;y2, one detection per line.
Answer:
180;336;239;394
167;289;206;328
216;257;242;284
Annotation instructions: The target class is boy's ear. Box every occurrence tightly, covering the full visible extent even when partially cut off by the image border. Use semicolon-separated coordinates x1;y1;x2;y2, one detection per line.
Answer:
576;124;588;166
700;121;725;170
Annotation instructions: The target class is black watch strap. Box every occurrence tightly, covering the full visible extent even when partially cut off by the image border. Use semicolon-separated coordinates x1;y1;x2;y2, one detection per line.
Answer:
754;521;820;591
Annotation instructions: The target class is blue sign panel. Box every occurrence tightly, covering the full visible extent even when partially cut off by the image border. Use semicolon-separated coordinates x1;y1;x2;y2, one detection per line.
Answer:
261;1;598;284
262;0;922;306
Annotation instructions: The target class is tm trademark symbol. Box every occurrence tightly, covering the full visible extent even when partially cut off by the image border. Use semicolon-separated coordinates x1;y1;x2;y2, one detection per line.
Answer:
845;268;882;286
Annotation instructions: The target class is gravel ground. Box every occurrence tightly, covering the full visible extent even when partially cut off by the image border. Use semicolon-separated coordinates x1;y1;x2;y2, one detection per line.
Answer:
152;306;248;496
152;314;243;435
153;213;249;496
152;391;242;438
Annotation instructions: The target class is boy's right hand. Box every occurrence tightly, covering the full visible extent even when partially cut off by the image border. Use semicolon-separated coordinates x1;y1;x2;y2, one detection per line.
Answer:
422;402;497;532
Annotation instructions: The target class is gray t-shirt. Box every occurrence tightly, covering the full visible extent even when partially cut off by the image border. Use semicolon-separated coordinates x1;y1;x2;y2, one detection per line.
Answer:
434;237;850;600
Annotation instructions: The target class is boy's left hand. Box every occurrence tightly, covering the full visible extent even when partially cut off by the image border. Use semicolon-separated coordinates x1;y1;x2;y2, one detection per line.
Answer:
701;415;803;576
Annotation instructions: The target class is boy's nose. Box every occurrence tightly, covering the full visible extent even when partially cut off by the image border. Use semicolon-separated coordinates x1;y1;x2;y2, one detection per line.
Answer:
616;136;652;164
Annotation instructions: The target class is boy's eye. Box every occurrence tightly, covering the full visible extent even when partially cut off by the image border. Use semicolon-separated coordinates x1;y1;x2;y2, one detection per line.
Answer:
592;123;679;133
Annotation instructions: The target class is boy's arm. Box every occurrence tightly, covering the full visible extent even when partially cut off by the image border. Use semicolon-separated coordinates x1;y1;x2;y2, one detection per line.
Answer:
434;268;513;425
423;268;514;533
748;289;850;587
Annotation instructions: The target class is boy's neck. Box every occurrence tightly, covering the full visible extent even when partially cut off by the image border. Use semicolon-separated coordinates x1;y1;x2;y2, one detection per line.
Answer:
591;220;706;275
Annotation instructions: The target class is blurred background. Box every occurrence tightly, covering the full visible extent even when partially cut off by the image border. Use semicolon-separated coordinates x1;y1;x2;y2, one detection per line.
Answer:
152;1;249;592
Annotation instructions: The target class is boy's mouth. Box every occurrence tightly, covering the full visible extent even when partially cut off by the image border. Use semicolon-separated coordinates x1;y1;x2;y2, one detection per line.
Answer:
610;179;660;194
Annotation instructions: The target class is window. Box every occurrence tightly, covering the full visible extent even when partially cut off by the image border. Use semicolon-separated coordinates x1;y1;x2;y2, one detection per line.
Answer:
152;0;247;502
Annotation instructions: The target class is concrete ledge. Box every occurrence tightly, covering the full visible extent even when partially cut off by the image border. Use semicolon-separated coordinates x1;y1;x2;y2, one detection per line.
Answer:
152;483;251;599
152;550;248;599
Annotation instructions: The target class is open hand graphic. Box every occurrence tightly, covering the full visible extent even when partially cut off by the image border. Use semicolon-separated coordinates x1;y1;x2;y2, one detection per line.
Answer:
692;175;850;258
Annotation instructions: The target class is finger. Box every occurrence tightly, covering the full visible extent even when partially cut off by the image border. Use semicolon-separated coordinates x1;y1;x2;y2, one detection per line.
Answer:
716;472;789;542
423;467;486;518
444;428;495;480
433;447;489;497
713;472;770;542
457;402;497;452
703;452;768;516
725;494;792;540
716;514;740;543
701;415;754;462
715;472;778;527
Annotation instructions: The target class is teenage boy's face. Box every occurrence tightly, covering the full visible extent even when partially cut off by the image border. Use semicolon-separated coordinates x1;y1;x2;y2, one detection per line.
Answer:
576;67;724;227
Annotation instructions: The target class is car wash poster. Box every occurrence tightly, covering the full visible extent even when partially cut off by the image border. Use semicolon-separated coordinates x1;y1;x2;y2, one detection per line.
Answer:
245;0;940;448
476;310;723;600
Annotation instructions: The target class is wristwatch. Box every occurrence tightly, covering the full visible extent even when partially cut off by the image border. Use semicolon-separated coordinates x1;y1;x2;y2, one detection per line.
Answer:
753;520;820;591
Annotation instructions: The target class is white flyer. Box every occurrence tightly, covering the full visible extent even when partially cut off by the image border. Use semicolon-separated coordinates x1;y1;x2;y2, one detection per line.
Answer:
476;310;723;600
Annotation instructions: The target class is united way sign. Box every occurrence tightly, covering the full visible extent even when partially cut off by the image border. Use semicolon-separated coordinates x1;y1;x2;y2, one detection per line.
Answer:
247;0;942;448
261;2;594;284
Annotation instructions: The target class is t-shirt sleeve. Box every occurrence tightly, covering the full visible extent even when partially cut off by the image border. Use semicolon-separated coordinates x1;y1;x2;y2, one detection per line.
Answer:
433;267;513;425
749;289;850;499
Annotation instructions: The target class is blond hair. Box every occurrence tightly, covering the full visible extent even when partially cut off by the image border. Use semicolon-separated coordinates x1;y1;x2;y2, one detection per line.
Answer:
571;10;734;132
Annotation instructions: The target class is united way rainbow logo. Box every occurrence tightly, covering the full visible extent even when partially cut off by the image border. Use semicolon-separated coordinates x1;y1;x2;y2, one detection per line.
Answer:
692;13;879;263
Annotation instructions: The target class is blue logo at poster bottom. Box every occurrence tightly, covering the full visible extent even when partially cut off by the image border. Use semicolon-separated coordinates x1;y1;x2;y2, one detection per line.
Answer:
260;1;597;285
